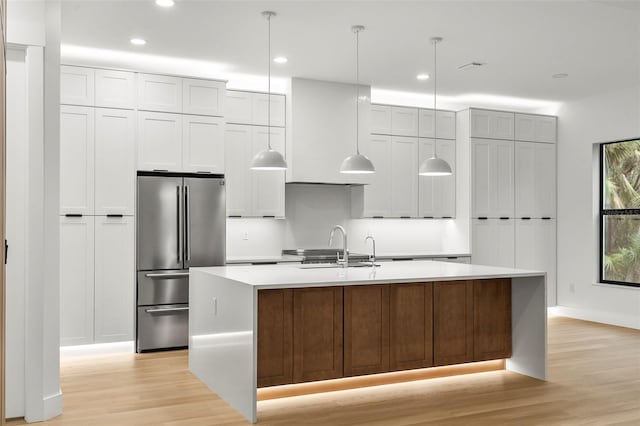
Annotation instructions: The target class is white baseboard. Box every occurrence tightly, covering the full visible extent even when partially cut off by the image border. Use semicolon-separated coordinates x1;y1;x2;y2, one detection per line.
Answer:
24;391;62;423
550;306;640;330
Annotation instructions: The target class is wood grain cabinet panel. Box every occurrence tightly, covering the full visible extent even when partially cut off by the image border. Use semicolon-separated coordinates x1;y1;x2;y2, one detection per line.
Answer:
293;287;343;383
344;285;390;376
433;281;474;366
389;282;433;371
474;279;512;361
257;289;293;387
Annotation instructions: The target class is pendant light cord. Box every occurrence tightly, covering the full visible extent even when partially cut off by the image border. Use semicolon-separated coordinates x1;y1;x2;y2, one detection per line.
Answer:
432;37;440;160
355;27;360;155
267;13;272;151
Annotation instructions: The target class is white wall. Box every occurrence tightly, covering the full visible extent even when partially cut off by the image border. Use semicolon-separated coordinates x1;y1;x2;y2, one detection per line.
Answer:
555;85;640;329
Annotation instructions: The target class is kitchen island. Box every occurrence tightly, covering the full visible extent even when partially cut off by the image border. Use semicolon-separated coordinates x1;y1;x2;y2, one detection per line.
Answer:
189;261;546;423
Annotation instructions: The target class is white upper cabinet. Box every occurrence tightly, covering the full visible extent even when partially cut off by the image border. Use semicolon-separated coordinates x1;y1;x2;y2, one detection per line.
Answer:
137;111;182;171
182;78;225;117
418;138;456;218
225;91;253;124
470;109;514;140
60;66;95;106
370;104;392;135
418;109;456;139
391;136;419;217
60;215;95;346
224;124;253;217
60;105;95;215
471;138;514;218
515;141;556;218
253;93;285;127
391;106;419;137
362;134;393;217
94;108;135;216
137;73;182;113
251;126;286;217
94;215;135;343
182;115;225;173
95;69;136;109
515;113;556;143
225;90;285;127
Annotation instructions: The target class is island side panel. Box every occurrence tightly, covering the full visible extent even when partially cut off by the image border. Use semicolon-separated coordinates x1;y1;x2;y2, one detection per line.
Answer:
506;275;547;380
189;270;258;423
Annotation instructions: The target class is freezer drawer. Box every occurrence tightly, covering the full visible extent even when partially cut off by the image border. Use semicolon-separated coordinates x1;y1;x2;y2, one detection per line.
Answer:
137;270;189;305
137;304;188;352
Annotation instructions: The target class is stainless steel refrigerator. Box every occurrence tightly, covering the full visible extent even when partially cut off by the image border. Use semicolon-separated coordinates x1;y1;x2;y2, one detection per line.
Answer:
136;171;225;352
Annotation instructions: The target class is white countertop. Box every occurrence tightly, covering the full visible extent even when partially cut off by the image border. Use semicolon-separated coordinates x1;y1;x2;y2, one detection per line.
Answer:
225;255;303;264
192;260;544;289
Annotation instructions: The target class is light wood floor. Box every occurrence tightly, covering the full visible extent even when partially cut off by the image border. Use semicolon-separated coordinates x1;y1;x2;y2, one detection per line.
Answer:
8;316;640;425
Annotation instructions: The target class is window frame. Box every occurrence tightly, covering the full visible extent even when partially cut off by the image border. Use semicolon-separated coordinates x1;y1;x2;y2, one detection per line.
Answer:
599;138;640;288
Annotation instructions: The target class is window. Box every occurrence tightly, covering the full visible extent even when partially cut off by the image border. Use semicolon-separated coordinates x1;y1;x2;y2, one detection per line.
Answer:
600;138;640;287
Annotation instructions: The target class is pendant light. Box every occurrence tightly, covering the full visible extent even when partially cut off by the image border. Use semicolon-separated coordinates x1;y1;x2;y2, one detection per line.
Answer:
340;25;375;174
251;11;288;171
419;37;452;176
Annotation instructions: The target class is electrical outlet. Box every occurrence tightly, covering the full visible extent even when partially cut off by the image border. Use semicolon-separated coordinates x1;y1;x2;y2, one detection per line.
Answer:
242;231;249;240
569;283;575;293
212;297;217;315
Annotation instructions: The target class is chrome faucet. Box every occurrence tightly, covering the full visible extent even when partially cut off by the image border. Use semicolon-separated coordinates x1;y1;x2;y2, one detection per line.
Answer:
365;235;376;267
328;225;348;267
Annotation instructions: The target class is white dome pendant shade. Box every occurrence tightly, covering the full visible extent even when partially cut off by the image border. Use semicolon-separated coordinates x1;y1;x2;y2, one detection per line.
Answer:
340;25;375;175
250;11;288;171
418;37;452;177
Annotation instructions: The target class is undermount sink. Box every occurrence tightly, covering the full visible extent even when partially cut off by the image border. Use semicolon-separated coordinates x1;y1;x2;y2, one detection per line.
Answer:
299;262;380;269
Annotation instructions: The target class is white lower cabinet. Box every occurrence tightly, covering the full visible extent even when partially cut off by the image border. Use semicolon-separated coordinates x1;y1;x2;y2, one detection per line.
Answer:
224;124;285;217
471;218;515;268
182;115;225;173
418;138;455;218
515;219;557;306
60;216;95;346
60;215;135;346
94;216;135;343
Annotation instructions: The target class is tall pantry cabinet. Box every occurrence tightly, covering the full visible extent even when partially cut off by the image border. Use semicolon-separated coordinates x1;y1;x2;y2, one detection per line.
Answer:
461;109;557;306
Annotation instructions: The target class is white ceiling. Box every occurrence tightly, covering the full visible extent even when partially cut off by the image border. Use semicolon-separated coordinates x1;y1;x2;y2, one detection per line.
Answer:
61;0;640;112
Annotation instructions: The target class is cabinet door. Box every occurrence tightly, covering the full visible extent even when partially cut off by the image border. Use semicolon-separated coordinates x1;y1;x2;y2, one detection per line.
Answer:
253;93;286;127
434;139;456;218
433;281;473;366
418;138;436;217
371;104;391;135
471;139;491;217
95;108;135;215
137;111;182;172
491;111;515;140
515;141;536;218
137;74;182;113
437;110;456;139
494;139;515;218
363;135;392;217
182;78;225;117
474;279;511;361
534;143;556;218
391;106;418;137
94;216;134;343
225;90;253;124
95;69;136;109
389;282;433;371
515;113;536;142
293;287;343;383
344;285;390;376
60;65;95;106
418;109;435;138
182;115;225;173
258;289;293;387
516;219;556;306
60;216;95;346
472;219;515;268
535;115;556;143
224;124;252;217
251;126;285;217
391;136;418;217
60;105;94;215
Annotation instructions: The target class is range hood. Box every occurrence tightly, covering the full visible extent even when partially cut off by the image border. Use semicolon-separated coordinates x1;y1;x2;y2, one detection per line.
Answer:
285;78;373;185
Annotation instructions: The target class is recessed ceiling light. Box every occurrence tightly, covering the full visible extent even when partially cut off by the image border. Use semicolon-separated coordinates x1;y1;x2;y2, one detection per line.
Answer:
552;73;569;79
130;38;147;46
155;0;175;7
416;73;430;80
274;56;288;64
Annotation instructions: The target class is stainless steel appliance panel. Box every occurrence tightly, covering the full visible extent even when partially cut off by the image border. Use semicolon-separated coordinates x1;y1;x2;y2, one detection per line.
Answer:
137;270;189;306
137;304;189;351
183;176;226;268
137;176;184;270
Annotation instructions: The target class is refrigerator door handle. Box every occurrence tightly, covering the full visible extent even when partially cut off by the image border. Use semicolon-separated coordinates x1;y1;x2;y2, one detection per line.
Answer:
176;185;182;263
185;185;191;262
144;272;189;279
145;307;190;314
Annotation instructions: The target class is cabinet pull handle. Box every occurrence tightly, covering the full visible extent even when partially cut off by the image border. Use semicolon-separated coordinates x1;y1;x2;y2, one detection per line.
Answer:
145;307;189;314
477;217;488;220
228;215;242;218
441;216;453;219
521;217;531;220
65;214;83;217
262;215;275;218
372;216;384;219
106;214;123;218
423;216;434;219
500;217;510;220
400;216;411;219
542;217;552;220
